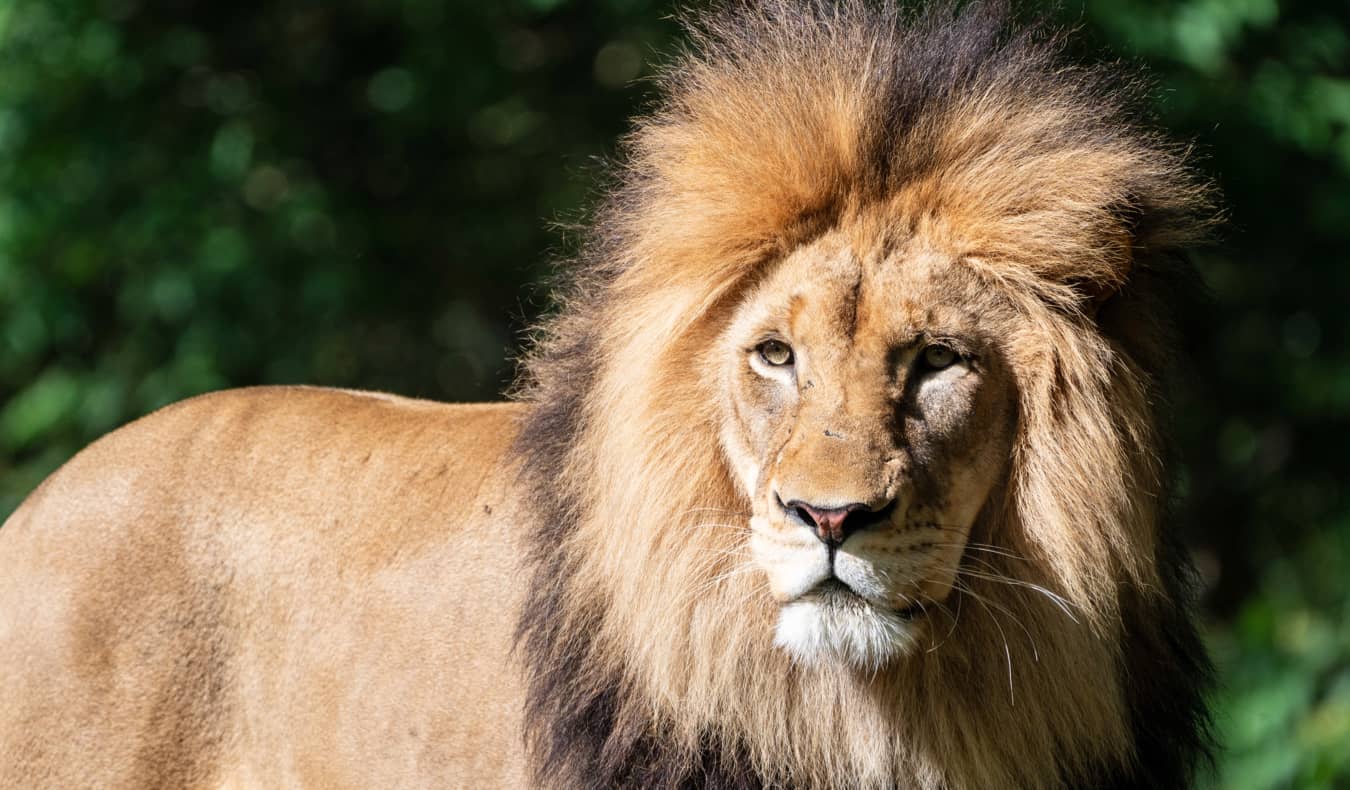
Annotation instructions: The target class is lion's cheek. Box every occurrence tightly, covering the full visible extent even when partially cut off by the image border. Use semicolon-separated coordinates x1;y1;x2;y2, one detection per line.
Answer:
718;379;797;502
718;425;762;499
748;523;830;602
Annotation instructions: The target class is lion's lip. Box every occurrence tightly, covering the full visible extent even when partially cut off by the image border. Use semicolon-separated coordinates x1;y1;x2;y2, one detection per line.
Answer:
807;578;854;598
803;578;923;620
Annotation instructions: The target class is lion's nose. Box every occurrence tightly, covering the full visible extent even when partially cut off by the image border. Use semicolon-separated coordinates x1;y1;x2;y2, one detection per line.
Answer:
782;498;890;546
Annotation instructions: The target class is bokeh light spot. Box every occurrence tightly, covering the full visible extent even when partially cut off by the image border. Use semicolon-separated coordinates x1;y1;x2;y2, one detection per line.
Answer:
368;67;417;113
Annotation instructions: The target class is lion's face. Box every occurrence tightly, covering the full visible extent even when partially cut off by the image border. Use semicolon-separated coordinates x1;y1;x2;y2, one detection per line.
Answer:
719;230;1018;669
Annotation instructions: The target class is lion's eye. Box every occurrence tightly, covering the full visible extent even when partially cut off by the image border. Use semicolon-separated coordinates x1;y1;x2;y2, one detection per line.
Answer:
758;340;794;367
921;344;958;370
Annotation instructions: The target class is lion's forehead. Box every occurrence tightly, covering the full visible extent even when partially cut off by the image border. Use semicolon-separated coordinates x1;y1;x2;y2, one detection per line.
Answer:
769;236;998;348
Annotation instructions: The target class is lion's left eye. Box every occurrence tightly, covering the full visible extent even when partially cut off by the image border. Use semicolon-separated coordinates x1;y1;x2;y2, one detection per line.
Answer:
921;345;959;370
758;340;794;367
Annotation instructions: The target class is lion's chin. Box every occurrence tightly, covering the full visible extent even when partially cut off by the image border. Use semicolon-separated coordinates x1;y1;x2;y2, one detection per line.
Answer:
773;589;922;671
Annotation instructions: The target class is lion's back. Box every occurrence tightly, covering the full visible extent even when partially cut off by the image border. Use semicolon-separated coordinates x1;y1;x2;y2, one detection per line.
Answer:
0;386;531;787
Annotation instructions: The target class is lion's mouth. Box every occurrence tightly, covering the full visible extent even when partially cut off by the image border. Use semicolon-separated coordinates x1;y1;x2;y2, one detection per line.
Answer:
803;578;923;621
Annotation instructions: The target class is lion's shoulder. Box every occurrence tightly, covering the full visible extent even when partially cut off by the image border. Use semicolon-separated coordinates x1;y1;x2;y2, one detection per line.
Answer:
4;386;527;550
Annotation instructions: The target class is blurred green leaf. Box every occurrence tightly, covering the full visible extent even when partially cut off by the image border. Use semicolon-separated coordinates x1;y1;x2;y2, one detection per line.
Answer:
1;369;80;451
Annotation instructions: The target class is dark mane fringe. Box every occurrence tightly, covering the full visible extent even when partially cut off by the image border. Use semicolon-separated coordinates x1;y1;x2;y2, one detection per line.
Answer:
509;324;767;787
1110;256;1217;788
511;1;1214;787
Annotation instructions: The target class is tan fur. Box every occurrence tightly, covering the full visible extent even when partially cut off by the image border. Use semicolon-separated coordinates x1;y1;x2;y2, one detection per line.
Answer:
1;2;1214;788
0;388;532;786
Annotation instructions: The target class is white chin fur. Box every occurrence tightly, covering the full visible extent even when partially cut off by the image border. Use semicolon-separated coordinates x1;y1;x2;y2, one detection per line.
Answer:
774;600;919;671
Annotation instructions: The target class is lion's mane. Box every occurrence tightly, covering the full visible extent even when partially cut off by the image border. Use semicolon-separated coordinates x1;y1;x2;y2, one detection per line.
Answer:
513;2;1215;788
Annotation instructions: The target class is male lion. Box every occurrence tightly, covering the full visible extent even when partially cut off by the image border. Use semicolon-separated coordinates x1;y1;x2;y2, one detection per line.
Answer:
0;2;1215;788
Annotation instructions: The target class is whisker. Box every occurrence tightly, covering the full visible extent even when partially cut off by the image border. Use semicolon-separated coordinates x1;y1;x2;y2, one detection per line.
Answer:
912;589;960;654
957;567;1080;624
684;564;762;602
949;542;1031;563
956;578;1040;663
953;579;1016;706
894;574;961;655
906;525;1029;558
687;521;751;532
944;590;963;644
681;506;752;517
690;546;751;559
914;540;1032;567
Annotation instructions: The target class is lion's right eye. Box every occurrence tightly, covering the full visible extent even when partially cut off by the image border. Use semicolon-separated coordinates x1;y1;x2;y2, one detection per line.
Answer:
757;340;794;367
920;344;958;370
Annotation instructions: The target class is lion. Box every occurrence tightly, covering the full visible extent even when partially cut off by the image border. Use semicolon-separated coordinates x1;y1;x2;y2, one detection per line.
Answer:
0;1;1215;787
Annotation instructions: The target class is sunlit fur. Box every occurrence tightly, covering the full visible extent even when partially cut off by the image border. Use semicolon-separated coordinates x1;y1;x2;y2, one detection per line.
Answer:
774;598;924;669
515;1;1216;788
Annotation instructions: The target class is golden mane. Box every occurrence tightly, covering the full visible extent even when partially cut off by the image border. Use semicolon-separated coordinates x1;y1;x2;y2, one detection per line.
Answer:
514;2;1215;787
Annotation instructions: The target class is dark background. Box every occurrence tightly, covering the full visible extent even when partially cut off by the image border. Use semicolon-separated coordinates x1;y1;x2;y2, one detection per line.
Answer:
1;1;1346;785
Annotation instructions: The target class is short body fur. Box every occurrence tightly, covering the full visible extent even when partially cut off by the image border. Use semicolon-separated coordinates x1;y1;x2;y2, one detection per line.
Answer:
0;2;1214;788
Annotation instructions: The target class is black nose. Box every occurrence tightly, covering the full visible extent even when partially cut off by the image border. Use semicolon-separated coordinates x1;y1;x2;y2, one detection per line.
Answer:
781;498;892;546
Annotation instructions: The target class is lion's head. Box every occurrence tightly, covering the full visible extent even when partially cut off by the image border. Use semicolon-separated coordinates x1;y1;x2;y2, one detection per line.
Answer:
723;233;1018;669
515;2;1215;788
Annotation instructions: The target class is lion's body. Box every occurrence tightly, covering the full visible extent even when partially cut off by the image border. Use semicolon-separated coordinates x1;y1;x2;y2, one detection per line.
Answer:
1;2;1217;788
0;388;531;786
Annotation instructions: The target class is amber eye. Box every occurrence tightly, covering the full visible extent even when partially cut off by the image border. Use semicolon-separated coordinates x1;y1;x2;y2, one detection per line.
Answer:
921;344;958;370
757;339;794;367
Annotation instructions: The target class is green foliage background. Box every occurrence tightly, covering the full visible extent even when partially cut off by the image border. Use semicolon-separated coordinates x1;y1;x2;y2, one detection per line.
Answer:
0;1;1346;785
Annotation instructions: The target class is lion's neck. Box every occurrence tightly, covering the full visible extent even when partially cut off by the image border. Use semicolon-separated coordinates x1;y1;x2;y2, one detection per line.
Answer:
521;501;1133;788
